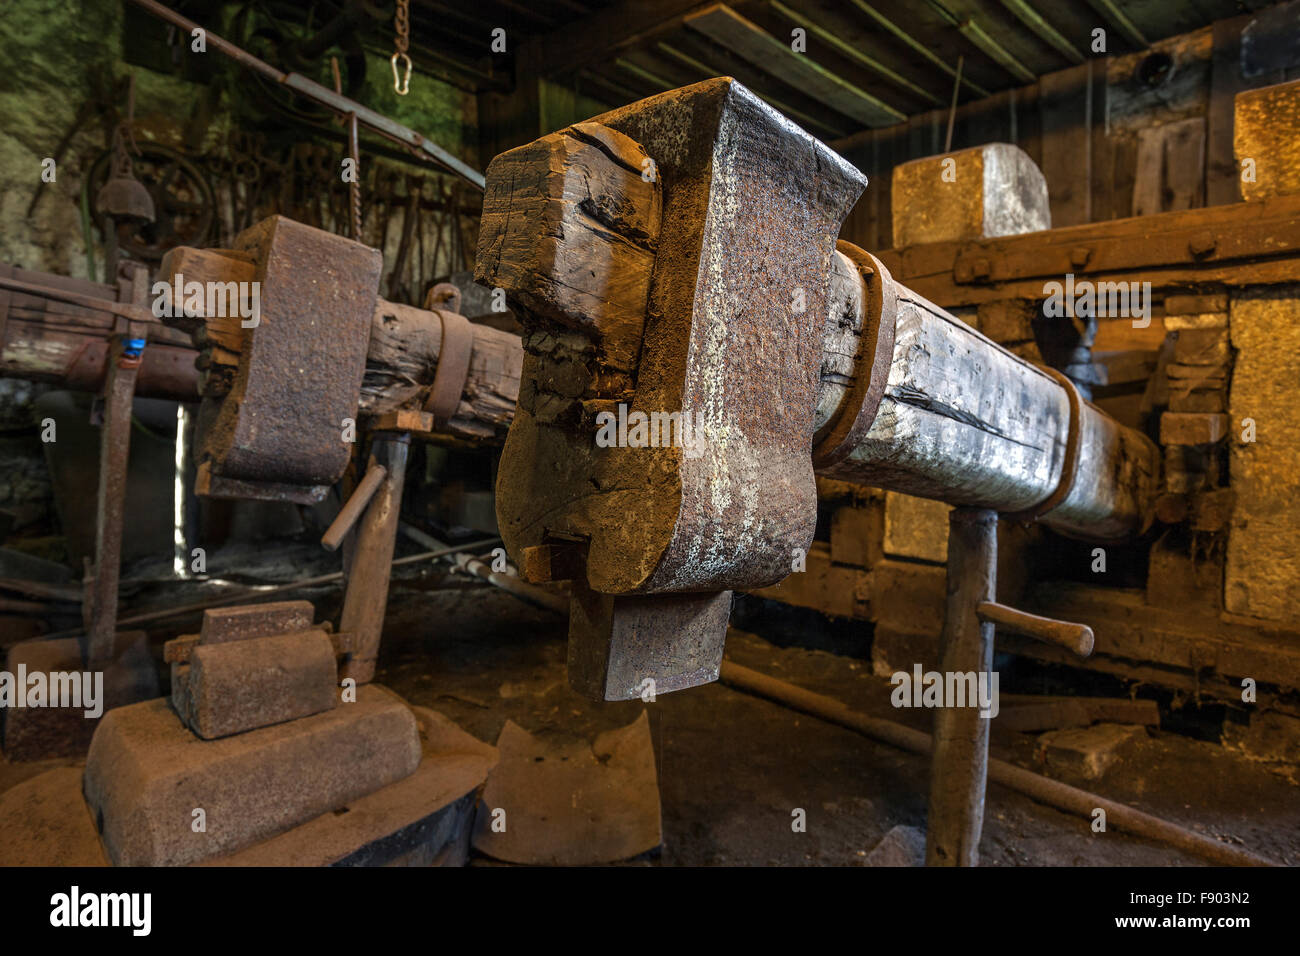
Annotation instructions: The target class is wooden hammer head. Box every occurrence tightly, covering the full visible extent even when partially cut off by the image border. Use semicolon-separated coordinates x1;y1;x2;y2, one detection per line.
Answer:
477;78;866;698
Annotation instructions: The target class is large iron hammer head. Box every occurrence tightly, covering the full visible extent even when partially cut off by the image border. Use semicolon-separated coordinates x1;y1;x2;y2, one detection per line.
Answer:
477;78;865;698
198;216;382;503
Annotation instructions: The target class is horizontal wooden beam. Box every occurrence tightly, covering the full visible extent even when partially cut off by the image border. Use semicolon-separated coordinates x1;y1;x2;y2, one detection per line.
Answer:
685;4;905;127
997;0;1084;64
876;192;1300;306
767;0;942;106
845;0;990;97
531;0;727;76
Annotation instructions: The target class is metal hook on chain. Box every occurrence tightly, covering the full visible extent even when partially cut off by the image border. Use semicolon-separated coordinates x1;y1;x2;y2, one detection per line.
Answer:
392;0;411;95
390;52;411;95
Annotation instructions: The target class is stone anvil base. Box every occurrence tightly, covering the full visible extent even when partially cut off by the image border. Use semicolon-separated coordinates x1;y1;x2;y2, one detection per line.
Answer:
0;697;496;867
0;632;159;762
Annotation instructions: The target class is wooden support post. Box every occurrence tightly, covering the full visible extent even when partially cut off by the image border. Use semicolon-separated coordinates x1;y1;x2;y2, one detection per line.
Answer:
926;507;997;866
337;433;409;684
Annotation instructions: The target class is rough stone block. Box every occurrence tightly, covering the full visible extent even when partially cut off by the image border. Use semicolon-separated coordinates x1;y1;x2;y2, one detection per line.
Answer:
181;629;338;739
891;143;1050;248
207;707;497;866
200;600;314;644
1035;723;1146;779
863;824;926;866
1226;289;1300;623
2;632;159;761
84;684;420;866
1173;328;1230;366
1235;80;1300;201
883;492;949;563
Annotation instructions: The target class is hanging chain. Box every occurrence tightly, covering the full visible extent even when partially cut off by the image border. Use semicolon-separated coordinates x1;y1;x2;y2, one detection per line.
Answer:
391;0;411;95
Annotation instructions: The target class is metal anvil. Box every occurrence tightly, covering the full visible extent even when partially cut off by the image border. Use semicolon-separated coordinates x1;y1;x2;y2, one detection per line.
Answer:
477;78;1159;702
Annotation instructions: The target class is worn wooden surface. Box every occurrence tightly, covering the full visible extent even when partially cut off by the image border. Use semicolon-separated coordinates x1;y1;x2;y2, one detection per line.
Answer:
822;286;1070;514
876;192;1300;308
926;508;997;867
361;299;522;444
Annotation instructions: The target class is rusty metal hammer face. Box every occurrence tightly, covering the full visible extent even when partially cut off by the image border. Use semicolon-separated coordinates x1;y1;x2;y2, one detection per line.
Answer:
476;78;867;700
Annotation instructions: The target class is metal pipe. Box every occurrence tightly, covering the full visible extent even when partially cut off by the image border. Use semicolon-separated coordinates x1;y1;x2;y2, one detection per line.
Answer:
125;0;484;189
718;659;1274;867
399;522;568;614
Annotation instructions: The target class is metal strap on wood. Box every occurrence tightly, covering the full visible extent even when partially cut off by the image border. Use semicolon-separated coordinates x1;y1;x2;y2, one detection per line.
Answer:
812;243;898;470
1006;365;1082;524
423;310;474;429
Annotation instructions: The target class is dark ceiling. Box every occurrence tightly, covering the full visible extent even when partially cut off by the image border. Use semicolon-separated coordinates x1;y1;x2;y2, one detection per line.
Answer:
410;0;1273;138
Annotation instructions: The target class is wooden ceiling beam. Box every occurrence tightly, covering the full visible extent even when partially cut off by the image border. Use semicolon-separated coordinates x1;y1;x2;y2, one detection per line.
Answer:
1083;0;1148;49
684;4;905;126
531;0;739;75
996;0;1084;63
767;0;943;106
654;39;850;139
844;0;991;97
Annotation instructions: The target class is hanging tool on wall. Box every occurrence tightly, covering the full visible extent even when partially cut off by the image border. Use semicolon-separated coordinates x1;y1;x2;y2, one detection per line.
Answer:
94;76;155;283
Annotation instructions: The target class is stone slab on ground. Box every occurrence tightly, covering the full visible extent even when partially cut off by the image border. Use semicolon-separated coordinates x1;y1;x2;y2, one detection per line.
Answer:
472;711;661;865
84;684;420;866
2;631;159;761
863;824;926;866
0;766;107;866
208;706;497;866
1035;722;1147;780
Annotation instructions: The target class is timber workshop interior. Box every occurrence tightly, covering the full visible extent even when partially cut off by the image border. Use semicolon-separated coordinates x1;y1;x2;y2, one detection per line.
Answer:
0;0;1299;883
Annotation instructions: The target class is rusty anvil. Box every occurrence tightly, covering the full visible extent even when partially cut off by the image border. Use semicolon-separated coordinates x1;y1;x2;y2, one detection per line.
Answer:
475;78;1159;705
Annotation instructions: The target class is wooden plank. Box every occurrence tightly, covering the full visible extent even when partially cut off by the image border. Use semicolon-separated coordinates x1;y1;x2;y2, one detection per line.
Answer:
1206;15;1251;207
875;192;1300;308
766;0;943;107
684;4;905;126
1039;64;1093;227
745;541;871;618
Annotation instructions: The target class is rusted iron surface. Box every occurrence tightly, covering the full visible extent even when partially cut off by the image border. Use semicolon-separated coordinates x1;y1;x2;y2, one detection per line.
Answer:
481;78;866;600
85;335;140;666
201;216;382;500
338;434;410;684
568;583;733;701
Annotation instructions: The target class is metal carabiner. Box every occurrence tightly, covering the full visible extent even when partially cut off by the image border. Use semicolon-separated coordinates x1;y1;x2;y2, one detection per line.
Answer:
391;52;411;95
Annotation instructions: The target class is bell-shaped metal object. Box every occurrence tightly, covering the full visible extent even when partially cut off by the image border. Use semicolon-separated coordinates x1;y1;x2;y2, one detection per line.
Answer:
95;174;156;224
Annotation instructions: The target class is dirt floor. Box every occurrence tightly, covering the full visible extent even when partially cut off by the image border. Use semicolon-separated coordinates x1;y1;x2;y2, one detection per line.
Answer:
371;576;1300;867
3;560;1297;866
